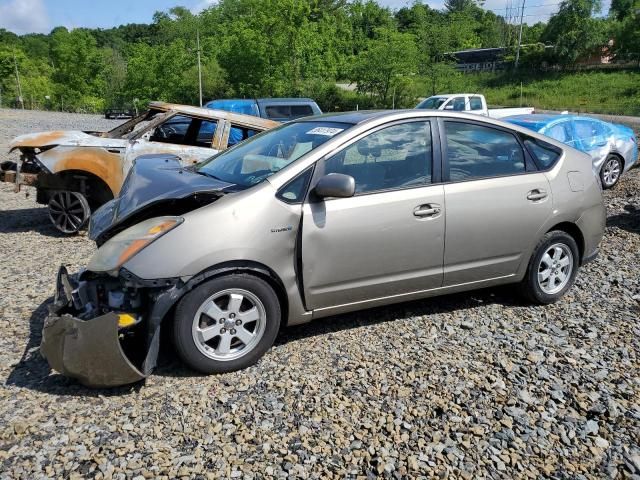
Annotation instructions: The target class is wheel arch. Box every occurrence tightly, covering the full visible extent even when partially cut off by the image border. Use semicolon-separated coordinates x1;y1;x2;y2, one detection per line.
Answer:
607;151;625;170
39;169;115;209
168;260;290;330
546;222;585;263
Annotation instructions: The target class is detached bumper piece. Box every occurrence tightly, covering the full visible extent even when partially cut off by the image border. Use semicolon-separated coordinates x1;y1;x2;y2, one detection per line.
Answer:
41;312;145;388
41;266;180;388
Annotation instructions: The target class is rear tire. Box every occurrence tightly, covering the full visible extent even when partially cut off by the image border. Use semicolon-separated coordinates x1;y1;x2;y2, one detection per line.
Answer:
600;154;622;189
520;230;579;304
173;274;281;374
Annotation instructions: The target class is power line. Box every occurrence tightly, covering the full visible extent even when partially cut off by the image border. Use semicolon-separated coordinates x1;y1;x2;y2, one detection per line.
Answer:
489;2;563;12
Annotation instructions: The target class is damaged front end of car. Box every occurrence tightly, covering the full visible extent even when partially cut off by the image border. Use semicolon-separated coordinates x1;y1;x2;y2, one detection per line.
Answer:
42;265;183;388
41;215;188;387
40;156;237;387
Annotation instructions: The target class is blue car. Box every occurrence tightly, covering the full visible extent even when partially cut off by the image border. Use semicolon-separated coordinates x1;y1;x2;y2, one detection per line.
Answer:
205;98;322;147
506;114;638;188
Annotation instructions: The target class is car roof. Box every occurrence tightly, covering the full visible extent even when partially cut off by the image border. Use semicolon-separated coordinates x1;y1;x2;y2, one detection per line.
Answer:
256;98;316;103
429;93;481;97
506;113;603;132
206;98;316;104
295;109;505;126
148;101;279;128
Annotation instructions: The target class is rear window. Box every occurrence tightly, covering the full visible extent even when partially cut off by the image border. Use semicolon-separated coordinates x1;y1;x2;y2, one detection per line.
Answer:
469;96;483;110
523;137;562;169
265;104;314;120
265;105;290;119
291;105;313;117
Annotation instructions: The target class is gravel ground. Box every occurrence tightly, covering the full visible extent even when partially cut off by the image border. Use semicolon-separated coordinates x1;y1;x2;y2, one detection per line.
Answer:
0;109;638;479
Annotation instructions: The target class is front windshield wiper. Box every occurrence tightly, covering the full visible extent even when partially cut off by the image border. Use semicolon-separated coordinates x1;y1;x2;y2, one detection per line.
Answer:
196;170;224;182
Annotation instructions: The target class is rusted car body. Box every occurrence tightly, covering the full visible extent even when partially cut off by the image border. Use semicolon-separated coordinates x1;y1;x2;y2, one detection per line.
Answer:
0;102;278;233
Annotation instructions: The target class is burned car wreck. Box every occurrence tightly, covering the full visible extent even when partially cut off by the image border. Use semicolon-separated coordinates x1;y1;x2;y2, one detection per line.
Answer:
1;102;277;234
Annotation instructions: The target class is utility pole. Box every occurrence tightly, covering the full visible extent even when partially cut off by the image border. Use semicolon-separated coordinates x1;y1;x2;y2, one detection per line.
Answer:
514;0;525;69
196;29;203;107
13;52;24;109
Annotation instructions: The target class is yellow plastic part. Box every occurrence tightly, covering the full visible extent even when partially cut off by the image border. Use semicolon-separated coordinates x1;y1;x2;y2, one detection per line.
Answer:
117;313;138;328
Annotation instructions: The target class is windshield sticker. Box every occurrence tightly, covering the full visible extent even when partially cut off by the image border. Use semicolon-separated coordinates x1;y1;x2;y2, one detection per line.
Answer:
306;127;344;136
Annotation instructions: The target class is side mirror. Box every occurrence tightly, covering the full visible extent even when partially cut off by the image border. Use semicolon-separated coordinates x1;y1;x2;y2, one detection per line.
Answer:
314;173;355;199
444;104;454;110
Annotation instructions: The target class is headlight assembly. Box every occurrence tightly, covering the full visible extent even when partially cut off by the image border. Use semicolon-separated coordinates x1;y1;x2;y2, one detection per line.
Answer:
87;216;183;274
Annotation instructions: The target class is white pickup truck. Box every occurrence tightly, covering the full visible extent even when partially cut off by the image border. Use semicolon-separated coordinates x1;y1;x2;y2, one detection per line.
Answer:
416;94;534;119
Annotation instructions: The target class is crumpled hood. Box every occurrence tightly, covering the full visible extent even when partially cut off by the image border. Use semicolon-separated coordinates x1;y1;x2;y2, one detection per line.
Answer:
89;154;234;245
9;130;127;151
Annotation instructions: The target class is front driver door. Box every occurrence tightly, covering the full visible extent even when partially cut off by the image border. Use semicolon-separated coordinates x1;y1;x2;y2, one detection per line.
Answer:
301;120;445;310
124;115;219;173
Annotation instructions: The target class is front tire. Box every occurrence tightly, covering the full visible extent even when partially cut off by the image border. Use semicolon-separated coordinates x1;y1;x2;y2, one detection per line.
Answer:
520;230;579;304
600;155;622;189
173;274;281;374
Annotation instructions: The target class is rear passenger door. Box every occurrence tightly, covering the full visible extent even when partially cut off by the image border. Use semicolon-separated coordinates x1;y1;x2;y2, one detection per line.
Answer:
441;119;553;286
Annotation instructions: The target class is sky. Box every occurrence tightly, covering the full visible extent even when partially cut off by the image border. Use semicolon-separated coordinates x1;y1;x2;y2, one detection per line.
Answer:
0;0;612;36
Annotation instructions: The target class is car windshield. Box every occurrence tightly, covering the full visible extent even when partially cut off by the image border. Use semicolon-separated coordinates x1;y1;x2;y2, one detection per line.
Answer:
416;97;447;110
196;121;351;187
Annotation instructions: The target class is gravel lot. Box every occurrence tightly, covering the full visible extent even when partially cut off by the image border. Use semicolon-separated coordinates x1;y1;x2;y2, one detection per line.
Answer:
0;109;638;479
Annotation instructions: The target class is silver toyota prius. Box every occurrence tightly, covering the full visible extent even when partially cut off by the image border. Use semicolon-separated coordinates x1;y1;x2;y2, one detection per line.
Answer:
42;110;605;387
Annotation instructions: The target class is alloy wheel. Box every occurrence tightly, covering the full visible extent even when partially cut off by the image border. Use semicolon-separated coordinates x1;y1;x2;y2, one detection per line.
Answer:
602;157;621;187
537;243;574;295
48;191;91;234
191;288;267;361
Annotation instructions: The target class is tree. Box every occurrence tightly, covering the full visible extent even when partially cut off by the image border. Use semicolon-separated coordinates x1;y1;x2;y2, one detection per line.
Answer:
351;27;418;105
610;0;634;20
445;0;480;13
612;0;640;62
542;0;607;64
50;27;105;108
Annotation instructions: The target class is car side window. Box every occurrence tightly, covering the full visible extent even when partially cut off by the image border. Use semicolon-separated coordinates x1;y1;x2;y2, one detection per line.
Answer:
574;120;596;140
194;120;217;148
228;125;258;148
446;97;466;111
523;137;562;169
265;105;290;120
546;123;568;143
290;105;314;118
151;115;192;144
276;168;314;204
323;121;432;194
469;96;483;111
445;121;525;181
574;120;603;149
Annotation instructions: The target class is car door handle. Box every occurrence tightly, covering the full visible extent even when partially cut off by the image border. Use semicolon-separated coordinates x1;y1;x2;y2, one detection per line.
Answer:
414;204;441;217
527;189;548;201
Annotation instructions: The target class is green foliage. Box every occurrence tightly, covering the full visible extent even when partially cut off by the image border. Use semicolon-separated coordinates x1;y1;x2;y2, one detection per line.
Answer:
417;69;640;115
351;27;418;105
0;0;635;114
542;0;607;65
612;0;640;62
610;0;635;20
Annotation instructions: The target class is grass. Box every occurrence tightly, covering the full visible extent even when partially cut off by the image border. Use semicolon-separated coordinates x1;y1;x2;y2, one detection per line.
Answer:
413;69;640;116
